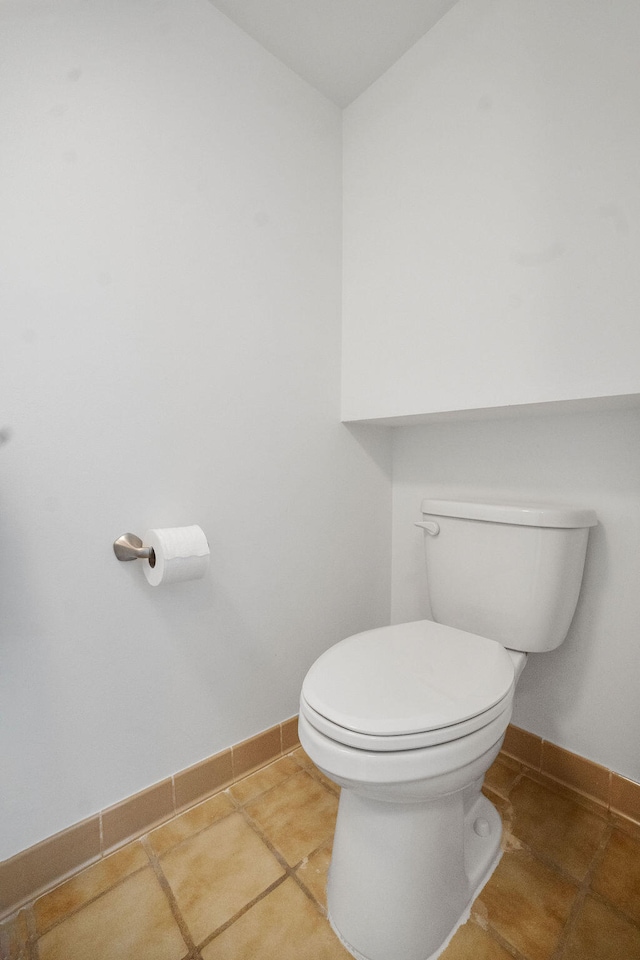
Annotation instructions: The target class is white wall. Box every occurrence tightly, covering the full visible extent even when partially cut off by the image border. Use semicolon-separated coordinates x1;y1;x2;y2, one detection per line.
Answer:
391;404;640;782
342;0;640;421
3;0;638;866
0;0;392;860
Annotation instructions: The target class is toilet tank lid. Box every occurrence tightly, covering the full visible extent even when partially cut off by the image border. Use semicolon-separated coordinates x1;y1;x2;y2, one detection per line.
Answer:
421;499;597;528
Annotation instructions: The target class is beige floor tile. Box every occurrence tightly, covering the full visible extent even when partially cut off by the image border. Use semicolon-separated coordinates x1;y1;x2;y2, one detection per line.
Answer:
295;844;332;911
148;791;235;857
476;848;578;960
526;768;609;819
291;746;339;792
37;867;186;960
611;811;640;843
200;877;351;960
0;908;30;960
291;746;313;769
244;770;338;866
562;894;640;960
33;841;149;935
229;756;300;806
591;828;640;925
159;811;284;945
439;919;516;960
508;776;608;879
481;788;515;846
481;786;510;816
483;757;520;799
311;768;341;794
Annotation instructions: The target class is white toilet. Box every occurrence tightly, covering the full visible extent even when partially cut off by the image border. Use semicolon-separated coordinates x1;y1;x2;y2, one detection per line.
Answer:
299;498;597;960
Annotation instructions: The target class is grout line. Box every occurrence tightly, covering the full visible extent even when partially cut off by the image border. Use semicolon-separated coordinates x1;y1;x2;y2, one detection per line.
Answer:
171;775;177;815
229;777;336;923
6;725;636;925
481;922;530;960
237;801;336;874
500;756;610;820
502;738;616;814
227;755;310;811
98;811;104;854
305;770;341;797
142;837;200;959
608;769;613;810
494;777;640;960
229;730;283;785
12;743;638;960
581;823;613;888
289;747;341;796
233;802;294;876
289;865;329;918
586;888;640;931
547;886;588;960
495;773;611;892
25;904;38;960
559;828;615;955
195;874;289;952
229;745;238;783
233;769;337;876
28;856;153;940
93;750;305;872
144;798;238;859
486;762;611;960
581;822;640;932
530;771;609;816
230;751;282;787
0;741;301;925
498;830;597;892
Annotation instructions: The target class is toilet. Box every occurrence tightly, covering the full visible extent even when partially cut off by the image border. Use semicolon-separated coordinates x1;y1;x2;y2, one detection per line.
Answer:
299;498;597;960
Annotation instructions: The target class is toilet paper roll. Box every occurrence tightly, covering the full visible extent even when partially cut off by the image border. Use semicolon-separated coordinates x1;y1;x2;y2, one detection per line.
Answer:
142;526;209;587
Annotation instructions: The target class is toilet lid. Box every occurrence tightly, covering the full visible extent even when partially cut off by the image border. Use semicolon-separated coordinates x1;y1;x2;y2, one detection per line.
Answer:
302;620;515;738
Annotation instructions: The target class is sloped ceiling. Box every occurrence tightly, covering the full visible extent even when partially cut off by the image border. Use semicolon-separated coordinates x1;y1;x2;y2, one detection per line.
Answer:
208;0;460;106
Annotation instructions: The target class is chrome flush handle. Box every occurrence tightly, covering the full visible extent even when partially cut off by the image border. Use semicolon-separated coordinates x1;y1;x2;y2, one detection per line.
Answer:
414;520;440;536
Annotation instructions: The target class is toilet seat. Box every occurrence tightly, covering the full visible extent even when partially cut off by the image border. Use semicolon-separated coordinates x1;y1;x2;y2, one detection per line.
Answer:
301;620;515;751
300;691;513;751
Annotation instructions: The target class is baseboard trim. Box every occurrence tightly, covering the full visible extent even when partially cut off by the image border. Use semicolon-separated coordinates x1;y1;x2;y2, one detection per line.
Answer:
502;724;640;822
0;716;299;920
1;719;638;921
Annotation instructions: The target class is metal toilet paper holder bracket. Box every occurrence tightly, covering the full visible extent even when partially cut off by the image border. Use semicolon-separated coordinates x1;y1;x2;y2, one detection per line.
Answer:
113;533;156;567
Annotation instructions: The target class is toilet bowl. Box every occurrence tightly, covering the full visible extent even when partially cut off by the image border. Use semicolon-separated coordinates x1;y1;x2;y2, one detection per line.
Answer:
300;498;596;960
299;620;523;960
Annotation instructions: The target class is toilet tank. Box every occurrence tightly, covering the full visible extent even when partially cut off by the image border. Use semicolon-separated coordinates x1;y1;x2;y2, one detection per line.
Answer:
419;499;597;653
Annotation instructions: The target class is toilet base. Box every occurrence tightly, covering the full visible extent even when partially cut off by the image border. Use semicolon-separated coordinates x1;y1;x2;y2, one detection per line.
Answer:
326;785;502;960
328;844;502;960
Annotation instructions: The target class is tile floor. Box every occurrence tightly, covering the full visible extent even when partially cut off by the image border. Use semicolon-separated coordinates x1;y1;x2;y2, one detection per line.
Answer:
2;748;640;960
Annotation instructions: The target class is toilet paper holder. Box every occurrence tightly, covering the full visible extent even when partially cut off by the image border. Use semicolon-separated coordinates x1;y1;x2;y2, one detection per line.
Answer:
113;533;156;567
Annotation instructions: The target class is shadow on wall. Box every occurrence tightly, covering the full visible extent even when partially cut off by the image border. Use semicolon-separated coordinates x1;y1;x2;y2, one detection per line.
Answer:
343;422;393;476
